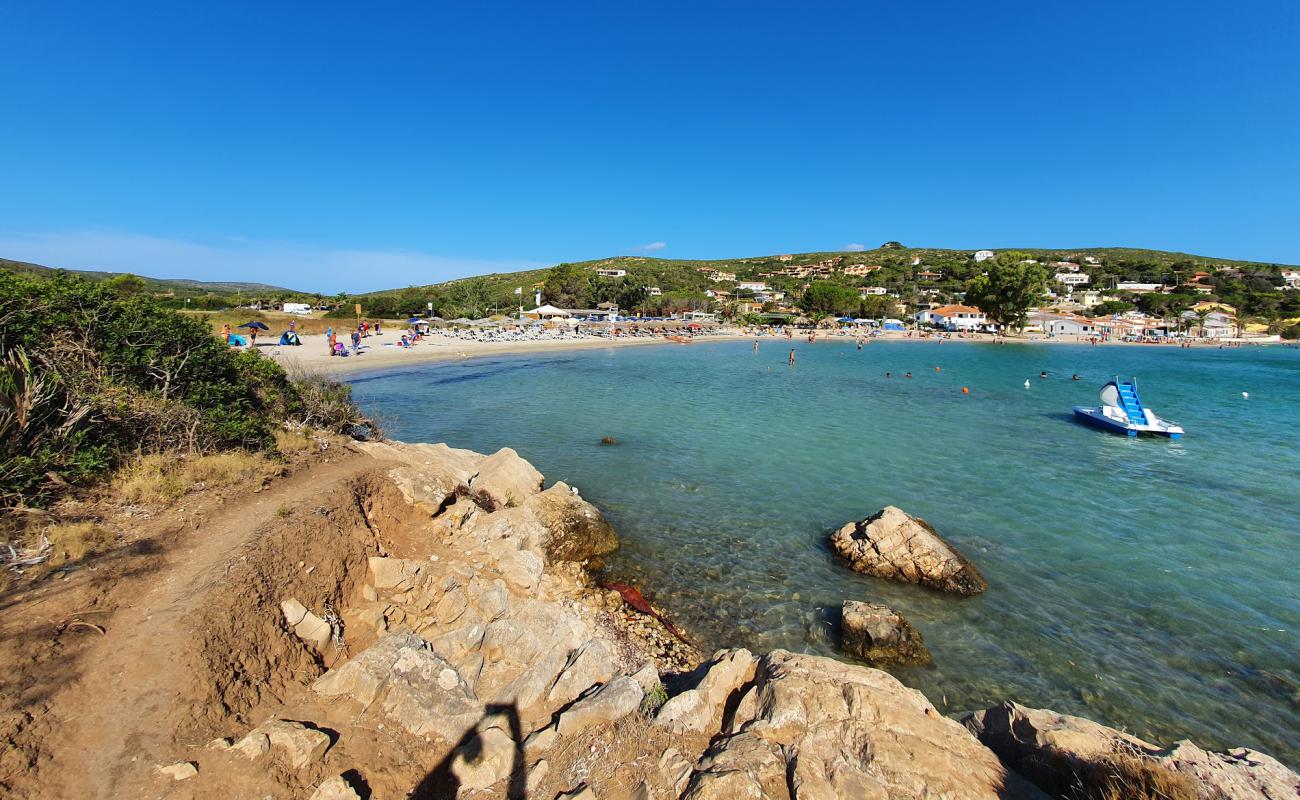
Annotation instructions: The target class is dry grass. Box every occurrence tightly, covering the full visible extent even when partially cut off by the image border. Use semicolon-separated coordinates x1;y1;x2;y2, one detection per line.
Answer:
272;426;318;456
113;451;281;505
1067;750;1199;800
44;522;117;567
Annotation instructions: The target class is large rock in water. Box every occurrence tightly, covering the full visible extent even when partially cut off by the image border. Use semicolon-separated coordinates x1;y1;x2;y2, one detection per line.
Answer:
682;650;1047;799
962;701;1300;800
524;482;618;563
830;505;987;595
840;600;932;665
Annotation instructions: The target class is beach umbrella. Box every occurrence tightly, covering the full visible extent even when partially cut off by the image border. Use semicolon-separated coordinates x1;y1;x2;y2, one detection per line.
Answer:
238;321;270;330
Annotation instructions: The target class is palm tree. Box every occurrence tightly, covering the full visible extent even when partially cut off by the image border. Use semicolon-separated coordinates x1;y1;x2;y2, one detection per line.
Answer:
1192;308;1212;338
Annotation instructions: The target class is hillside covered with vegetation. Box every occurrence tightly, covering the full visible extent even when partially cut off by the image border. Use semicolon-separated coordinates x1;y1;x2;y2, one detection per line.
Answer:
340;244;1300;326
0;257;313;311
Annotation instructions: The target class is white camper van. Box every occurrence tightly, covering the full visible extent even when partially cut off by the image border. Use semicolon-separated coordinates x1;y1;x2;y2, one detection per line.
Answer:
282;302;312;315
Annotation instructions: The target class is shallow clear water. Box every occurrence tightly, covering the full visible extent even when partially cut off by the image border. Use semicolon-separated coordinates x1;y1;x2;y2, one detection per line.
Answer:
352;340;1300;764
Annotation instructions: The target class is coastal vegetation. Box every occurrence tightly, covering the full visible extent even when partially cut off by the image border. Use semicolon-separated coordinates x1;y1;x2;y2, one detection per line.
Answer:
0;270;372;506
335;244;1300;327
964;253;1049;331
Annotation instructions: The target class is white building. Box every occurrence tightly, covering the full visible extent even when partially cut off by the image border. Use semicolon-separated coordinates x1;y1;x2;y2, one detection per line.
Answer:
596;268;627;278
646;286;662;296
974;250;996;262
1116;282;1163;293
1281;269;1300;289
917;304;987;331
1056;272;1090;285
1030;312;1098;337
737;281;770;292
858;286;888;297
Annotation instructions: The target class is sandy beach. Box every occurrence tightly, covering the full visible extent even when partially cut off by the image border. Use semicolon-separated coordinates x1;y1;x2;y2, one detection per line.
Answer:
264;330;751;375
263;327;1280;376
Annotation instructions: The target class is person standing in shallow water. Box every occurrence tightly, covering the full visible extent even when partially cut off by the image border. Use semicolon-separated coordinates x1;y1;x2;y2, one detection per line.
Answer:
789;348;796;366
753;340;758;352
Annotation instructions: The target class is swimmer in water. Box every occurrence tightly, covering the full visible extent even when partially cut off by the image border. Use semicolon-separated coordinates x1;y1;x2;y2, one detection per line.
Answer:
885;372;892;378
1072;374;1081;381
904;372;913;379
1040;371;1048;379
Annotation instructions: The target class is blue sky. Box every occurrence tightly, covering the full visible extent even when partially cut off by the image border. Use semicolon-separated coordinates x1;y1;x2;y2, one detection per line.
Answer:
2;1;1297;292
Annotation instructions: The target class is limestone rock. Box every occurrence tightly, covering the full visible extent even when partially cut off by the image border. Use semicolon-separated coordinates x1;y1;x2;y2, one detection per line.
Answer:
658;748;694;796
280;597;309;626
470;447;544;511
524;483;618;563
232;730;270;759
654;649;755;734
524;724;558;755
682;650;1045;800
556;785;596;799
963;701;1300;800
295;610;333;650
840;600;931;665
358;440;482;510
310;774;363;800
451;726;518;791
155;761;198;780
830;505;987;595
314;633;483;744
548;639;617;706
500;549;544;593
1161;741;1299;800
556;677;644;737
526;759;550;794
259;719;332;769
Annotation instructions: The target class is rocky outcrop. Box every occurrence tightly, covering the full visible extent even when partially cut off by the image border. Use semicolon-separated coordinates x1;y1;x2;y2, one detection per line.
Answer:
525;482;618;564
840;600;932;665
830;505;988;595
681;650;1046;799
963;701;1300;800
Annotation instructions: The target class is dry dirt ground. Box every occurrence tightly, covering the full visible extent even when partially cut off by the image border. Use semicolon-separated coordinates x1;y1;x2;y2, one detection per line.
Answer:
1;442;704;800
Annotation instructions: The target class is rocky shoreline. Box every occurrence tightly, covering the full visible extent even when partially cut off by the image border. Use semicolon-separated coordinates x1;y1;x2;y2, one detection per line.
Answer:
139;440;1297;798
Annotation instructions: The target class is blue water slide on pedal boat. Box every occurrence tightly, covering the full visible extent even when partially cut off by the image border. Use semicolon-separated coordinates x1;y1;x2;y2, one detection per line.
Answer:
1073;377;1184;438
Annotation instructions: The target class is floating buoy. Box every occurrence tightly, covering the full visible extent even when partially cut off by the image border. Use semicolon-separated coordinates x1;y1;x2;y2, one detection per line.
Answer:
1242;391;1249;399
961;386;970;394
1024;379;1031;388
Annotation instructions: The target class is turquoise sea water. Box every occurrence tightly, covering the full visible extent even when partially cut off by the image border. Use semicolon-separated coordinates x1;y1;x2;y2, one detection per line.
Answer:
352;340;1300;764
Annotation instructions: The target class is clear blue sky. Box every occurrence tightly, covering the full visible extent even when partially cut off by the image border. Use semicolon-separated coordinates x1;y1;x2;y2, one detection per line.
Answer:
2;1;1297;292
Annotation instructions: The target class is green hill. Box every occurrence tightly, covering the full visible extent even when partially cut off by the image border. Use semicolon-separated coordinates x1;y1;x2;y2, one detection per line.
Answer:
0;257;302;298
343;244;1298;321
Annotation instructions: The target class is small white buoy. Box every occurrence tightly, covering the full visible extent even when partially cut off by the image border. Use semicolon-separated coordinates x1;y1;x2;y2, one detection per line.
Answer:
1242;391;1249;399
1024;379;1030;388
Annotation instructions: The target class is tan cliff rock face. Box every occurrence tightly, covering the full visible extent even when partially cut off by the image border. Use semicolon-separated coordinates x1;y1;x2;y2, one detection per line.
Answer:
830;505;988;595
963;701;1300;800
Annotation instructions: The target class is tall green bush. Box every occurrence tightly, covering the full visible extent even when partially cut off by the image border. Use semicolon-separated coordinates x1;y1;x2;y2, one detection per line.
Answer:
0;270;372;504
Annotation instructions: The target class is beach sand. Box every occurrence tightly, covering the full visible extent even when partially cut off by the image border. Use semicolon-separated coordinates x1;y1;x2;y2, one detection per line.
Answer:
265;330;750;375
263;328;1269;376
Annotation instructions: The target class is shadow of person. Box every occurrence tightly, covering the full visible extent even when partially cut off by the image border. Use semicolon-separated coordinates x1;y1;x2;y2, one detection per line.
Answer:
410;703;527;799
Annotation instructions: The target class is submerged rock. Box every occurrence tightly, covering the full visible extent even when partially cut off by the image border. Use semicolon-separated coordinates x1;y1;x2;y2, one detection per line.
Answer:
830;505;987;595
962;701;1300;800
839;600;931;665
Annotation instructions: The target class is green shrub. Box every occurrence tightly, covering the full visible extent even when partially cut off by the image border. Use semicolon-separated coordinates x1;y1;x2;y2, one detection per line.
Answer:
0;270;372;505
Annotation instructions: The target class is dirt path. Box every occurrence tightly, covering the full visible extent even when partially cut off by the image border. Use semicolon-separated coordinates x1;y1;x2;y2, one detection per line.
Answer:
34;451;379;799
